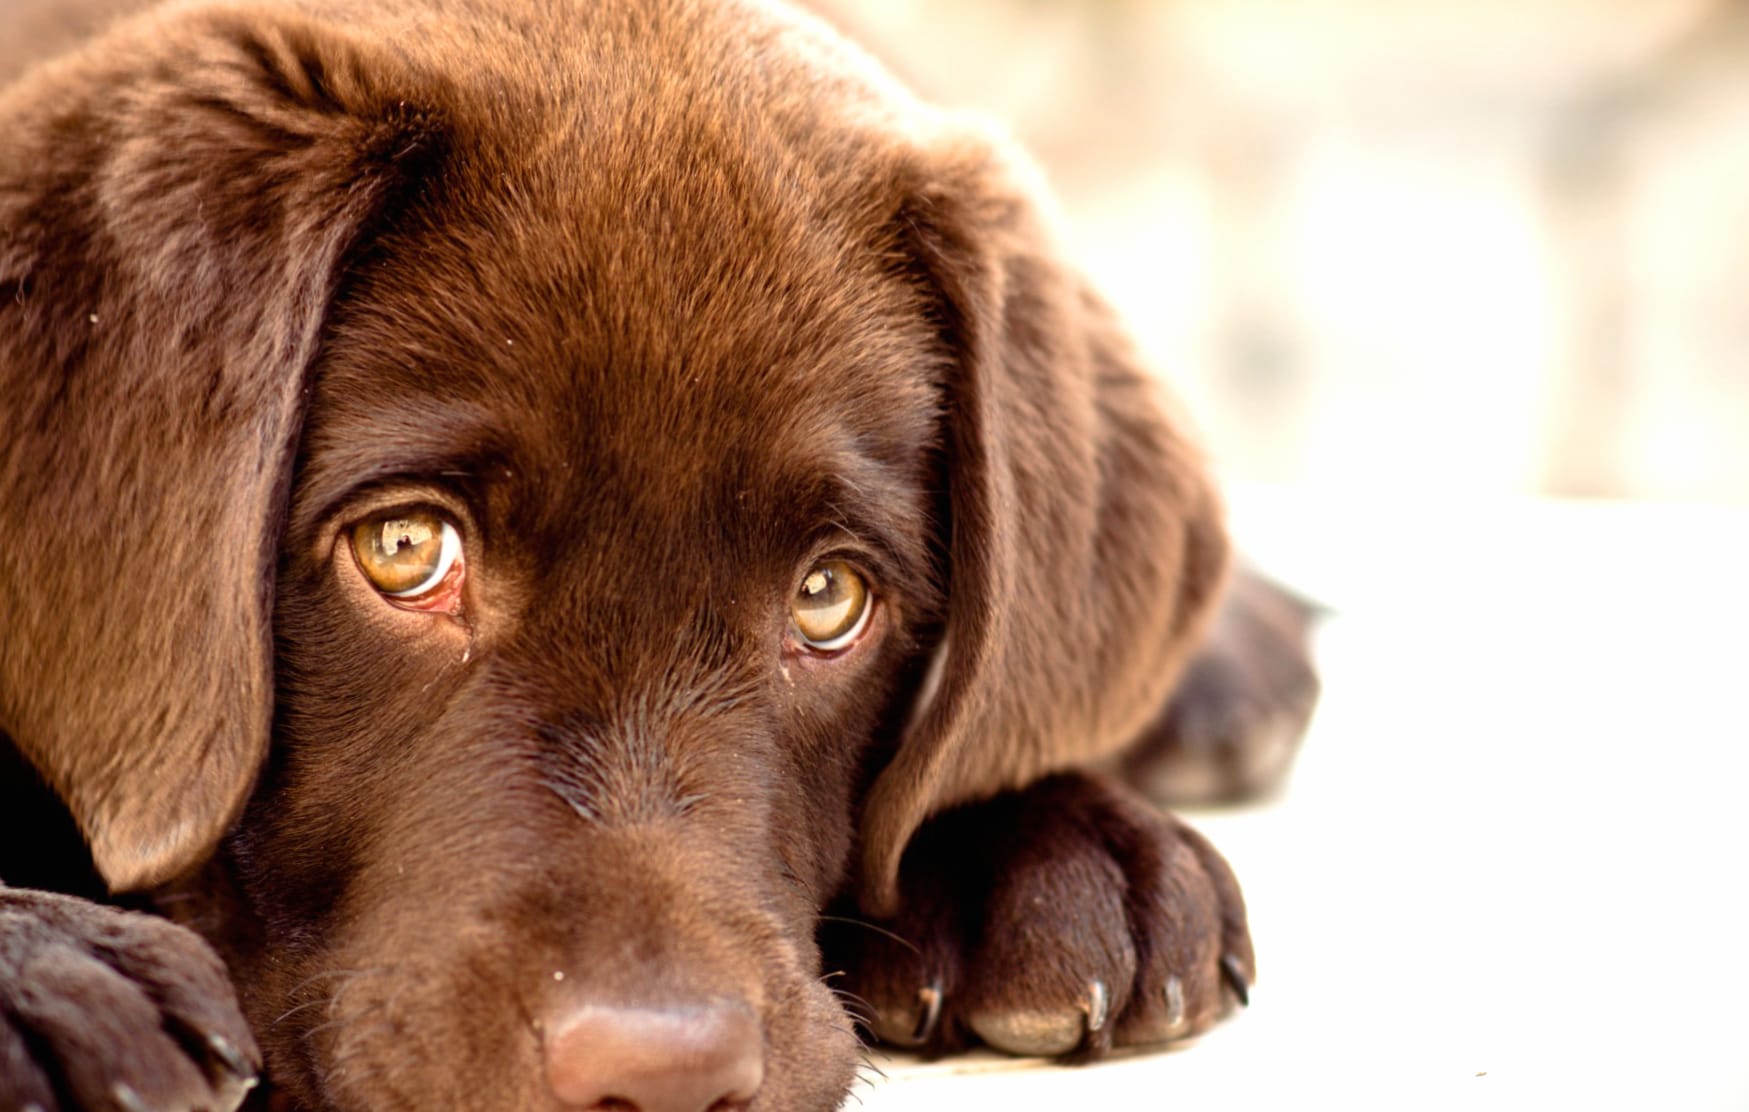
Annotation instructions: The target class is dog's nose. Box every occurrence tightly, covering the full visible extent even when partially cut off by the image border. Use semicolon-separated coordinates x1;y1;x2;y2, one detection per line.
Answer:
543;999;765;1111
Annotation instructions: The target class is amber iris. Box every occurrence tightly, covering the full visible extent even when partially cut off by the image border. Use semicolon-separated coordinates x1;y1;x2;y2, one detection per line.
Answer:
351;511;457;598
792;560;870;649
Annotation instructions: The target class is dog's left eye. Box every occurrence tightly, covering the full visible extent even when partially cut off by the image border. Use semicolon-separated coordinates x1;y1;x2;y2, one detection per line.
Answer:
792;560;872;651
350;510;462;604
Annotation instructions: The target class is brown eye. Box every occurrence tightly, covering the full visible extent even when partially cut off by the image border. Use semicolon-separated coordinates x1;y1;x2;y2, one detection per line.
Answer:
350;511;461;599
791;560;871;651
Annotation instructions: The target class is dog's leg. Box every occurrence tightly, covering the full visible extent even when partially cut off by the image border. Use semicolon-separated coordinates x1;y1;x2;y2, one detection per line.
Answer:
826;772;1251;1058
1115;564;1322;806
0;887;259;1111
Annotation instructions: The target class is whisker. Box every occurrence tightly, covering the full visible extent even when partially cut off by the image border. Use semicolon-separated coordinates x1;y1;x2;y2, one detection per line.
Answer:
273;967;391;1028
817;914;920;956
272;996;332;1027
302;1005;381;1043
281;966;389;1007
825;982;875;1011
829;996;876;1030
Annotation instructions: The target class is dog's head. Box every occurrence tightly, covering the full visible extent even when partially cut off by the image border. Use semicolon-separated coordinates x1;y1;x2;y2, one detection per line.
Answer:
0;0;1228;1106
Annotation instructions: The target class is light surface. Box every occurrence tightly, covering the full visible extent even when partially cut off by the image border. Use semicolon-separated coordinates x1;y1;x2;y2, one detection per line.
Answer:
856;485;1749;1110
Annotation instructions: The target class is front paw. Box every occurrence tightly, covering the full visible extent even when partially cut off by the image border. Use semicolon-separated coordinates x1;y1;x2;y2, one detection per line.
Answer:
1122;565;1322;806
0;888;259;1111
825;773;1251;1059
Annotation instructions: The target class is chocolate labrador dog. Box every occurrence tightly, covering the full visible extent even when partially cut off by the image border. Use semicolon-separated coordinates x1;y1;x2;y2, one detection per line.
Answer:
0;0;1319;1108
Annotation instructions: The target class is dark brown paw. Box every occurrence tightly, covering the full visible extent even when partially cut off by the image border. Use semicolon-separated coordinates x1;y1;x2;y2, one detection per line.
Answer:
0;888;260;1112
825;773;1252;1060
1121;564;1321;806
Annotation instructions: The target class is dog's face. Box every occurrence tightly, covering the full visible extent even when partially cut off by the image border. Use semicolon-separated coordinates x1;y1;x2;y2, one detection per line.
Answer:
224;112;946;1103
0;0;1231;1107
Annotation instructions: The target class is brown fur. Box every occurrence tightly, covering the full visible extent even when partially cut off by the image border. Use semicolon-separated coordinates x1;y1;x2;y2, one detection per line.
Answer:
0;1;1318;1108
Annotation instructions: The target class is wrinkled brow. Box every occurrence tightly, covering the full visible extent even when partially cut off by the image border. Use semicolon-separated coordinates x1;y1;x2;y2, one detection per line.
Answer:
755;458;944;617
287;392;518;529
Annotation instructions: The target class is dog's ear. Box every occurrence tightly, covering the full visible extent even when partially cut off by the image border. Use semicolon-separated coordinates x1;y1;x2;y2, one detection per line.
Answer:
0;8;447;891
858;132;1232;916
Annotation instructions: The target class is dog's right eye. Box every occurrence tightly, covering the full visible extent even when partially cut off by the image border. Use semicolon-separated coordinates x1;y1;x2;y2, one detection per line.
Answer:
350;510;463;608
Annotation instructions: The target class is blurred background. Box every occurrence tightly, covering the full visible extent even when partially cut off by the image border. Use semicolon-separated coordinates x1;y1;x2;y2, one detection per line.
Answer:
819;0;1749;504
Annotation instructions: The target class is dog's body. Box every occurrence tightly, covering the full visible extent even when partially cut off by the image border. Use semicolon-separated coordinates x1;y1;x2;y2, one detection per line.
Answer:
0;1;1318;1108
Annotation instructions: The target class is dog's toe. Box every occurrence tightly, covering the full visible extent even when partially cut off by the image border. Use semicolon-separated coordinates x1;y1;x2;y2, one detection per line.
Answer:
957;823;1137;1057
966;980;1112;1057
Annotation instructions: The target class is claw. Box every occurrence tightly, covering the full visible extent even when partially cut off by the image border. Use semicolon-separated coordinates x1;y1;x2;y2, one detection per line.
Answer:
1220;953;1251;1007
1163;975;1187;1035
112;1084;151;1112
911;979;944;1045
207;1033;256;1080
1081;980;1109;1035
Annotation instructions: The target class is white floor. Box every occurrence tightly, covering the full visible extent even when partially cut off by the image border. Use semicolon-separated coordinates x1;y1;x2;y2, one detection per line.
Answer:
856;485;1749;1110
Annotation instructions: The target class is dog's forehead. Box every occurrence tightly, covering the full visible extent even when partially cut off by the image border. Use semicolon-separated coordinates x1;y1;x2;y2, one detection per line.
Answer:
317;142;935;463
304;54;941;559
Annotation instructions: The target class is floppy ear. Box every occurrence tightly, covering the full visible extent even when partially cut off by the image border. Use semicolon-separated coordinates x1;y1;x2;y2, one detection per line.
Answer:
0;7;447;891
859;133;1232;916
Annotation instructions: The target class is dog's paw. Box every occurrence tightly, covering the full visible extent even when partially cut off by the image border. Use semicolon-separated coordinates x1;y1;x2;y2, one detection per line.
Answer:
1120;565;1322;806
825;773;1251;1059
0;888;260;1112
